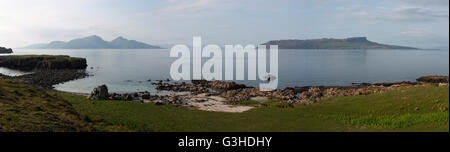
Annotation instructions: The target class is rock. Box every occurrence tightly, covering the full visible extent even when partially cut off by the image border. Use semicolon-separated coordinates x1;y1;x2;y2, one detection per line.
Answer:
142;100;152;103
11;69;89;89
438;83;448;86
132;93;139;98
0;46;13;54
197;93;212;97
154;100;166;105
249;96;269;103
88;85;109;100
169;95;177;102
417;75;449;83
0;55;87;71
140;92;151;99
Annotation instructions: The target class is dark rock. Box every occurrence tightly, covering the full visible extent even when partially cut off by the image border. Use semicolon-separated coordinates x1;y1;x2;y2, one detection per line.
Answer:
88;85;109;100
140;92;151;99
0;46;13;54
0;55;87;71
417;75;449;83
12;70;89;89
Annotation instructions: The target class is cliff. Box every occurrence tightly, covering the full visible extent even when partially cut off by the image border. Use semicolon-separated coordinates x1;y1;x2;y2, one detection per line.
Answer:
0;55;88;71
0;46;13;54
261;37;417;49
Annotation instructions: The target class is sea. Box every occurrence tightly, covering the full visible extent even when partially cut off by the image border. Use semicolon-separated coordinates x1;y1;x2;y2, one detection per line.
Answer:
1;48;448;93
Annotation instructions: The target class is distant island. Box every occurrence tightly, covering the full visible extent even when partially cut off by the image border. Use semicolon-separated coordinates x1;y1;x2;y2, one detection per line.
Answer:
22;35;162;49
0;46;13;54
261;37;417;49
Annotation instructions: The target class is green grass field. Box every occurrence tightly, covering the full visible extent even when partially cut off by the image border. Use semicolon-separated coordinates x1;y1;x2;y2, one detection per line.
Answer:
1;77;448;132
56;85;449;132
0;78;94;131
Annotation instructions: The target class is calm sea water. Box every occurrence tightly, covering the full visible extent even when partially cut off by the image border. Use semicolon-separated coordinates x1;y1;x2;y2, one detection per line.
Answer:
2;49;449;93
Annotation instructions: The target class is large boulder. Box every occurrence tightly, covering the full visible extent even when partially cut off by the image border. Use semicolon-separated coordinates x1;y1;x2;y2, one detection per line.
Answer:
0;46;12;54
88;85;109;100
417;76;449;83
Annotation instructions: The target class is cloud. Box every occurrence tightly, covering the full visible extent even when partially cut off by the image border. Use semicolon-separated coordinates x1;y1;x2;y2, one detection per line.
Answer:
342;5;448;22
390;6;449;21
393;0;449;6
161;0;221;13
400;27;429;36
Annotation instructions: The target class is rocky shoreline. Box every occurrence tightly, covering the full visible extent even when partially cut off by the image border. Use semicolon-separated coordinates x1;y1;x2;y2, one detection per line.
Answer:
1;54;448;113
86;75;449;112
1;55;448;112
0;70;89;89
0;46;13;54
0;55;90;89
0;55;87;71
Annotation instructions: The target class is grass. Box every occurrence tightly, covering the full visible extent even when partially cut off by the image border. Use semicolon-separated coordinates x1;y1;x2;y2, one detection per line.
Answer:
237;100;261;106
331;112;448;128
1;76;448;132
0;77;94;132
57;85;448;132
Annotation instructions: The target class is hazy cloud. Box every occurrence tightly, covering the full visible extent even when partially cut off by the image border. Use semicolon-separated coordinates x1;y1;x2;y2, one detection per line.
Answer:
391;6;448;21
0;0;448;48
393;0;449;6
162;0;221;13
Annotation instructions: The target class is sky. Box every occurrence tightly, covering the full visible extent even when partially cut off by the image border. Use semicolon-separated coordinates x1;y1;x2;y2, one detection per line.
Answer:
0;0;448;48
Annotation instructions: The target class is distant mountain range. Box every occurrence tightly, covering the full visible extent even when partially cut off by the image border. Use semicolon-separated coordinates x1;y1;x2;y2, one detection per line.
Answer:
23;35;162;49
261;37;417;49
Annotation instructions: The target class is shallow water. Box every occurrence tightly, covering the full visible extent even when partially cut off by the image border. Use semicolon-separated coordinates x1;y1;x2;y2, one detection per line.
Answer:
0;67;33;76
4;48;449;93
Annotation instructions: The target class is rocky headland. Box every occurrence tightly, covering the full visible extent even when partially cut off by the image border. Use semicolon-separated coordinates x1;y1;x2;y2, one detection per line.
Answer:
0;55;89;89
261;37;418;49
0;55;87;71
87;75;449;112
0;46;13;54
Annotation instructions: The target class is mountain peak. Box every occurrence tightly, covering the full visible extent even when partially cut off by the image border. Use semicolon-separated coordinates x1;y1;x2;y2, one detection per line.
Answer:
22;35;161;49
84;35;104;40
113;36;127;41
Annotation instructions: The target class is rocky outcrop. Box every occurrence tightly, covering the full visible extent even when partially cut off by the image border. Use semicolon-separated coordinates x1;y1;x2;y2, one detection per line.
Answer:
155;75;448;105
156;80;248;94
15;70;88;89
417;76;449;83
88;75;448;107
156;82;209;93
0;55;90;89
261;37;417;49
88;85;109;100
0;46;13;54
0;55;87;71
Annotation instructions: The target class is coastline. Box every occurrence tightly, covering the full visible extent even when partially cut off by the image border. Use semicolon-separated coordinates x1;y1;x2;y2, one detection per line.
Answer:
1;74;448;132
1;69;448;102
0;55;448;131
0;54;448;113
